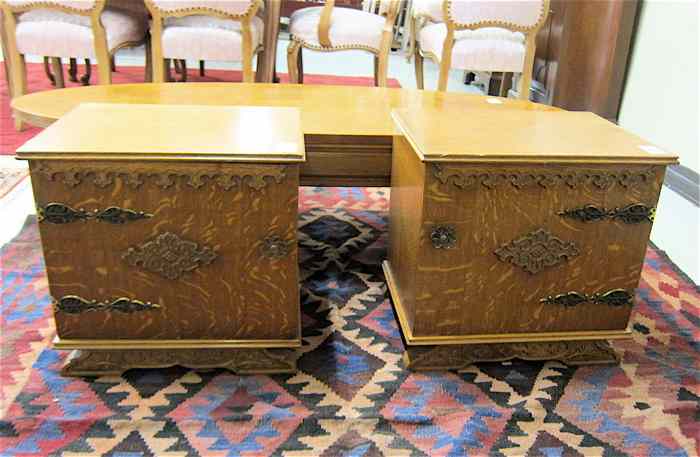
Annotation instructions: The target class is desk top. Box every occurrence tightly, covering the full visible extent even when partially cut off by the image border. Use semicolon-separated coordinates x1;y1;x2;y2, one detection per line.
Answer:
392;107;678;165
17;103;306;162
12;83;555;137
12;83;678;165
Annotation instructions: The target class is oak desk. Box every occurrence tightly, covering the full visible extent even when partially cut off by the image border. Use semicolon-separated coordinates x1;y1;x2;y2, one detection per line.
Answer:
12;84;678;375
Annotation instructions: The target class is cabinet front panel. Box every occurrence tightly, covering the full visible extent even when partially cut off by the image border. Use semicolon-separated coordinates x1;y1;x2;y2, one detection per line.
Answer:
413;162;665;337
30;160;300;341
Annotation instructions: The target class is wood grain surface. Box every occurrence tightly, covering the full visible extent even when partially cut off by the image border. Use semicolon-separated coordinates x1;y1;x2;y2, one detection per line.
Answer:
392;107;678;164
388;135;667;340
30;160;300;343
17;104;306;163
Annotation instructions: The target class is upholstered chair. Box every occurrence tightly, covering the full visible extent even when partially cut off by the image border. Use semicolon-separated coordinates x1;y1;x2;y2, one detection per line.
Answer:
286;0;400;87
0;0;149;104
145;0;264;83
412;0;549;98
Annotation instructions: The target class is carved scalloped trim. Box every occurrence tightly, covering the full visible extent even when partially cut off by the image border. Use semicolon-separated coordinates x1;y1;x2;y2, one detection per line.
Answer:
32;162;287;191
62;348;297;376
444;0;549;33
289;36;381;55
431;164;657;191
406;340;618;371
2;0;101;15
144;0;261;20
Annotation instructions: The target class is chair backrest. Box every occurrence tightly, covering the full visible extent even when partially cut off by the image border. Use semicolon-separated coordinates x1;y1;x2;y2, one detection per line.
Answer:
146;0;260;18
2;0;100;14
316;0;398;48
412;0;444;22
446;0;547;31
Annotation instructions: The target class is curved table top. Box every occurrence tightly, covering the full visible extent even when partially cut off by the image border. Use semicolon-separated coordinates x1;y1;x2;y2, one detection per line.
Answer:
12;82;556;137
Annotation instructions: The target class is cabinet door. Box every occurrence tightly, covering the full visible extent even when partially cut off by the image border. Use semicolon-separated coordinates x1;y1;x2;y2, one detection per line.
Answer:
413;162;664;337
30;160;300;342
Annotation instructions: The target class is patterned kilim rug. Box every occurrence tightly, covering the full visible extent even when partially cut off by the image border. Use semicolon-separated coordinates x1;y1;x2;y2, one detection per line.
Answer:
1;187;698;457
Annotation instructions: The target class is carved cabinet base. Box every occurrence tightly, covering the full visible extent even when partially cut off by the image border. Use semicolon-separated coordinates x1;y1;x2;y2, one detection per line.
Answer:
18;105;308;377
62;348;298;377
403;340;618;372
387;108;675;371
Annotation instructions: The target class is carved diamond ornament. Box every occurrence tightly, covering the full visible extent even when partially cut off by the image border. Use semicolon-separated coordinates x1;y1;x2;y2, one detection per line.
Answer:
494;228;579;274
122;232;217;280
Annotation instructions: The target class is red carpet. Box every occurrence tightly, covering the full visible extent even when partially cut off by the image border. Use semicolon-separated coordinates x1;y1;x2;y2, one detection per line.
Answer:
0;62;400;155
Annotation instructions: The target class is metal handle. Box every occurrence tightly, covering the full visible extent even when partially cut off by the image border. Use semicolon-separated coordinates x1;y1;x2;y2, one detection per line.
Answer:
558;204;655;224
54;295;160;314
38;203;152;225
540;289;633;308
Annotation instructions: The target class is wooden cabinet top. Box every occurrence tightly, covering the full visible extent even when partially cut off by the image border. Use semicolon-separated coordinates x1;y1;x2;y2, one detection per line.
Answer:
392;107;678;165
16;103;306;163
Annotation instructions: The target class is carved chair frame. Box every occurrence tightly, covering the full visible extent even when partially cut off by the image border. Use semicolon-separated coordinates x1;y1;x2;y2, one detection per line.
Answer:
411;0;549;97
286;0;401;87
145;0;263;83
1;0;149;125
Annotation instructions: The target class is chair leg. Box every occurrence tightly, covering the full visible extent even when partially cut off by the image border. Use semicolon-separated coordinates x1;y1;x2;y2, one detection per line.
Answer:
374;55;379;87
174;59;187;82
144;36;153;83
50;57;65;88
180;60;187;82
437;29;454;92
518;35;536;100
377;53;388;87
150;23;166;83
297;47;303;84
287;40;302;84
242;59;254;83
9;54;27;130
414;46;424;90
110;55;116;72
199;60;205;77
255;52;264;82
43;57;56;86
80;59;91;85
164;59;173;82
68;58;78;82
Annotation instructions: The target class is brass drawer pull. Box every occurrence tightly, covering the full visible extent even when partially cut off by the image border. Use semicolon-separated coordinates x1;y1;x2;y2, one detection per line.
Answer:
430;225;457;249
540;289;633;308
558;204;655;224
38;202;152;225
262;235;291;259
54;295;160;314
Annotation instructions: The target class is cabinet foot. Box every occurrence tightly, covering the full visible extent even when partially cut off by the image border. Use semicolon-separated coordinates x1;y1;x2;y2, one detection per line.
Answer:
404;340;618;371
61;348;297;377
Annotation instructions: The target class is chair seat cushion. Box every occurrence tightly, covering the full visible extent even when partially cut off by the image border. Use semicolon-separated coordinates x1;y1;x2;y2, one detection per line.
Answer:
160;15;264;61
418;22;526;72
289;6;385;51
16;7;147;59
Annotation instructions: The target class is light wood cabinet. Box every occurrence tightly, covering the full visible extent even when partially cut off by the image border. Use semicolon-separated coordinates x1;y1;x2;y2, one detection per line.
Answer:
17;104;306;376
385;105;676;370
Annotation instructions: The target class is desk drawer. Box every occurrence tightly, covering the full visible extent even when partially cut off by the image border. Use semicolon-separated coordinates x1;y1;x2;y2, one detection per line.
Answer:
30;160;300;341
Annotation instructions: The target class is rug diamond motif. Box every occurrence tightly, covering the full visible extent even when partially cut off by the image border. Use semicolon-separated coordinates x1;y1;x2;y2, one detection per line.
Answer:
298;331;386;402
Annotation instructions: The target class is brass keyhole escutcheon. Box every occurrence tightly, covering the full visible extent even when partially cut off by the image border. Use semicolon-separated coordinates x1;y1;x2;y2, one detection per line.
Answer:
262;235;290;259
430;226;457;249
